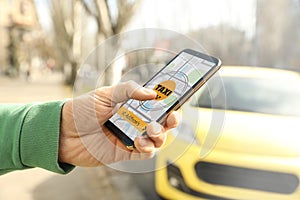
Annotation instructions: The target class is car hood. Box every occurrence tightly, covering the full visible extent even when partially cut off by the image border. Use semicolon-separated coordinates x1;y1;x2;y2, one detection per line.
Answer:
193;108;300;157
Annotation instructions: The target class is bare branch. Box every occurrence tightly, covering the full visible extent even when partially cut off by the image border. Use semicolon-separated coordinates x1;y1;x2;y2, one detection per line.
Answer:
81;0;97;17
94;0;113;37
113;0;141;34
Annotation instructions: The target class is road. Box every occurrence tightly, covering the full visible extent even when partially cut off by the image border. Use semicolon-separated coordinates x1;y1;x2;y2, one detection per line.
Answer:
0;72;158;200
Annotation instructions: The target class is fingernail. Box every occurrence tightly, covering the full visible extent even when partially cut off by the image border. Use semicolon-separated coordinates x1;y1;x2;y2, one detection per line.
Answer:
143;88;157;95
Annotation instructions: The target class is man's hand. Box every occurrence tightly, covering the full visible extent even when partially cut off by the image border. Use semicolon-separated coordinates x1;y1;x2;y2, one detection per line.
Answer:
59;81;179;167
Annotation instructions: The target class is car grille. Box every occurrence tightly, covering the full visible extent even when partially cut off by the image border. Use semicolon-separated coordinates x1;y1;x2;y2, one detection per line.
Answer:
166;163;230;199
195;162;299;194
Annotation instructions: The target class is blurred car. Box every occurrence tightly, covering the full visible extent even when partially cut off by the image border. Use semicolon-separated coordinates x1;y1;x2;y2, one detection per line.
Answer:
155;66;300;200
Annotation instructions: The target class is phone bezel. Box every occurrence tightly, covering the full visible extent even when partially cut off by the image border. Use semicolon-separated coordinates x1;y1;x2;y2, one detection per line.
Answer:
104;49;221;147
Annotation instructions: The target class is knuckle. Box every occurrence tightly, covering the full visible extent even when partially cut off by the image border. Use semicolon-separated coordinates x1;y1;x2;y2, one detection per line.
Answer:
125;80;137;88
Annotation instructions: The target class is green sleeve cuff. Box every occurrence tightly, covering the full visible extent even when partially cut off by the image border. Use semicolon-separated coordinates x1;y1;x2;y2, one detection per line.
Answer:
20;101;75;174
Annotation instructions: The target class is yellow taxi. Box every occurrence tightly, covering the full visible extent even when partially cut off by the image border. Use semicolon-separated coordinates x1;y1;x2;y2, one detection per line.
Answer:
155;66;300;199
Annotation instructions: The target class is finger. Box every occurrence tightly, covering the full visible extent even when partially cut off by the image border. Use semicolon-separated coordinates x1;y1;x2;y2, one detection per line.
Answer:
129;149;155;160
111;81;156;103
134;135;155;153
134;113;179;151
146;121;166;148
163;111;180;132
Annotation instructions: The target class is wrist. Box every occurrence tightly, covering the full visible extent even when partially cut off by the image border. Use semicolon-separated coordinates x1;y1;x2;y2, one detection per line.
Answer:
59;100;76;164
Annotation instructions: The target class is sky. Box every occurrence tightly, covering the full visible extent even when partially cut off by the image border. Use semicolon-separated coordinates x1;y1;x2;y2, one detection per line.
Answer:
35;0;257;37
127;0;257;37
34;0;52;32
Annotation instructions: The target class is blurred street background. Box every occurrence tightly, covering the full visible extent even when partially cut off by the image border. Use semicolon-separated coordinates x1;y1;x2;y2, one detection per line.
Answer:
0;70;150;200
1;0;300;199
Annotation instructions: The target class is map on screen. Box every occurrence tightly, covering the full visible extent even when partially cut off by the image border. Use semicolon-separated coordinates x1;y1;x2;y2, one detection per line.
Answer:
108;52;215;140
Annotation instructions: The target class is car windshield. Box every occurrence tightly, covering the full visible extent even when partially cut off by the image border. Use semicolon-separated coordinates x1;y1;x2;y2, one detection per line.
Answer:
191;74;300;117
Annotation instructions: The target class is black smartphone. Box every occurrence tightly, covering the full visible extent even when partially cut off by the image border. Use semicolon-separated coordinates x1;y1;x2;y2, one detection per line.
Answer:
104;49;221;149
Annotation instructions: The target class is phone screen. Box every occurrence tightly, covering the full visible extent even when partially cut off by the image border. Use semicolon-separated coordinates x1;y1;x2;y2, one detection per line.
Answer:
105;50;220;144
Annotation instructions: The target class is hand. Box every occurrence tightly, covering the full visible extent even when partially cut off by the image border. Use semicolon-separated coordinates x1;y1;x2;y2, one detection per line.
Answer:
59;81;179;167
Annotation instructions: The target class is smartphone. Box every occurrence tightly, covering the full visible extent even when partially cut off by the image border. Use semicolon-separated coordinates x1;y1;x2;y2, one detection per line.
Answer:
104;49;221;149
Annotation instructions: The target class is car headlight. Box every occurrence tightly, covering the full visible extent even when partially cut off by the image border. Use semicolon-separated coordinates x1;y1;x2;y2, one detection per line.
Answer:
171;122;199;145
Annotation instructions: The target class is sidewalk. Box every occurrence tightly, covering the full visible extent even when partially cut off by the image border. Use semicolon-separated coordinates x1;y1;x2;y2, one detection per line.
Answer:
0;72;72;103
0;73;145;200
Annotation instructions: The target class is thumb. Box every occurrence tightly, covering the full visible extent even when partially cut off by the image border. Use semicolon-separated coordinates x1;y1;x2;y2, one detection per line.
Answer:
111;81;157;103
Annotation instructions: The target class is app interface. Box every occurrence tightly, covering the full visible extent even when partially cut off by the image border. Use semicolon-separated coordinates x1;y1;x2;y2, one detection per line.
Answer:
109;52;216;140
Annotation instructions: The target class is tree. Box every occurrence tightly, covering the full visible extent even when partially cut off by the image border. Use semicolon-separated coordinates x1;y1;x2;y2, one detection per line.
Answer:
189;24;252;66
48;0;141;85
255;0;300;69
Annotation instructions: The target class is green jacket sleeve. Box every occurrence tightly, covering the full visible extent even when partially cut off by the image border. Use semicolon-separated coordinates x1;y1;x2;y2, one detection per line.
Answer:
0;101;74;175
